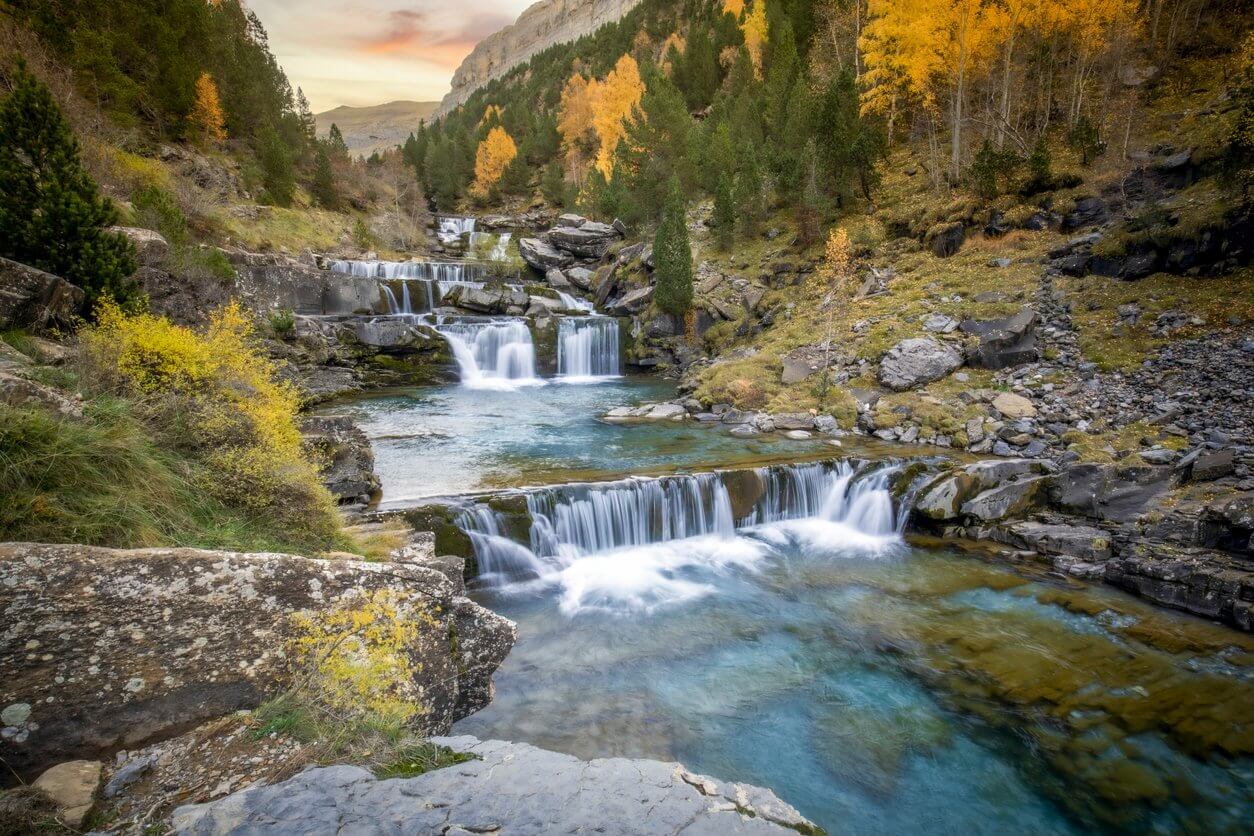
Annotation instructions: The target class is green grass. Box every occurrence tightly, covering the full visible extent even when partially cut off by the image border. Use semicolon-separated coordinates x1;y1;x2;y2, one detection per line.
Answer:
0;398;341;554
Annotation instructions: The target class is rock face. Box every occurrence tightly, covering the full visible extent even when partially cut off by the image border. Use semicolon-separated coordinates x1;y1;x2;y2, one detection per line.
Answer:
878;337;964;390
172;735;815;834
0;256;85;332
300;415;381;503
437;0;644;116
961;306;1040;370
547;221;619;258
109;226;170;267
518;236;574;271
0;544;515;777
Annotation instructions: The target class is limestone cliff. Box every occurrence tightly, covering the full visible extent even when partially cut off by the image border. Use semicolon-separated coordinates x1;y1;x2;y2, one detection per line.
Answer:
436;0;642;116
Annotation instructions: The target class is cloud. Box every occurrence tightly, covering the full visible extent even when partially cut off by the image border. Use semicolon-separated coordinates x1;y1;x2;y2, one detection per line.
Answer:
360;9;430;55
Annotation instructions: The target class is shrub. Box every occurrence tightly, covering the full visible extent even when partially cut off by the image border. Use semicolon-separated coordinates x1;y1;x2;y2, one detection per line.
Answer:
81;301;338;539
270;308;296;337
131;185;235;283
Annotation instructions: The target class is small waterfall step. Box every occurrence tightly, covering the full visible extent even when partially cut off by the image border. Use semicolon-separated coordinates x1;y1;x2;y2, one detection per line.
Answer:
557;317;620;378
455;459;910;585
436;318;541;390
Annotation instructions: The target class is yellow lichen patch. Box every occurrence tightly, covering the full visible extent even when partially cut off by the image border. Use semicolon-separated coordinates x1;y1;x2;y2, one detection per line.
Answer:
289;589;436;726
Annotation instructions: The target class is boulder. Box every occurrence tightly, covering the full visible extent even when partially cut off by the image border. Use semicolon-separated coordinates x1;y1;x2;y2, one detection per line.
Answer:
961;306;1040;370
1062;197;1108;231
605;285;653;316
544;267;573;290
32;760;102;828
566;266;596;291
878;338;964;390
172;735;815;834
109;226;170;267
0;256;85;332
914;473;978;520
1188;448;1236;482
301;415;381;503
547;222;619;259
519;237;574;271
1048;463;1174;523
0;543;515;777
925;222;965;257
645;402;687;420
960;475;1048;522
991;392;1038;419
0;369;83;417
442;283;508;314
556;213;588;228
348;318;441;349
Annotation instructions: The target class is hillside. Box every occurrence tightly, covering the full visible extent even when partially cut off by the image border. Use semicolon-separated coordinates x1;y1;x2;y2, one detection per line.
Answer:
315;100;440;158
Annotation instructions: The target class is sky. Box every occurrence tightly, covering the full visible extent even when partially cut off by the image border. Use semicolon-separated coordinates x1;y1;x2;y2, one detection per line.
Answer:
247;0;534;112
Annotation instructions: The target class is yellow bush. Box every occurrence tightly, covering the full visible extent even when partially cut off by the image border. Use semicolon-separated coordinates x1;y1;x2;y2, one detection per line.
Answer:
82;301;336;537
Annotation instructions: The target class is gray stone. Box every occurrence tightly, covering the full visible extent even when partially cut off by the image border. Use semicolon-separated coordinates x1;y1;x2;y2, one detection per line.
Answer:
301;415;381;502
784;429;812;440
1139;448;1179;465
172;736;815;835
645;402;687;420
605;285;653;315
0;256;85;332
923;313;959;333
104;755;155;798
960;476;1048;521
878;338;964;390
961;307;1039;370
1000;521;1113;561
518;237;574;271
1048;463;1174;523
34;760;101;828
548;222;619;259
544;267;573;289
1189;448;1236;482
109;226;170;266
0;544;514;776
566;267;596;290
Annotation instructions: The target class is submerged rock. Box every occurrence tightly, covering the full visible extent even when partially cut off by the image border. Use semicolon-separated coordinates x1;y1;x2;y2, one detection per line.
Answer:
172;735;816;834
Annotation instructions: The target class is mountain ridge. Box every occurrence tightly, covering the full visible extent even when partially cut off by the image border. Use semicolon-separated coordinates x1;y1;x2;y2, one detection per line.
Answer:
436;0;642;117
314;100;439;157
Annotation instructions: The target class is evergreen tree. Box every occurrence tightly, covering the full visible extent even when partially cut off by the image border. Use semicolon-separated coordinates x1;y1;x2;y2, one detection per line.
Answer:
735;154;766;239
796;139;823;246
311;145;338;209
327;123;349;160
295;88;316;146
714;171;736;251
815;69;884;203
0;64;137;311
257;124;295;206
541;160;569;207
1023;137;1053;194
653;177;694;318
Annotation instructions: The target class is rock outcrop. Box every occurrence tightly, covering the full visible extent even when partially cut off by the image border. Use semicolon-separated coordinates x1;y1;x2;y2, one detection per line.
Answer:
0;544;514;777
0;256;84;332
437;0;644;116
300;415;381;503
172;735;816;834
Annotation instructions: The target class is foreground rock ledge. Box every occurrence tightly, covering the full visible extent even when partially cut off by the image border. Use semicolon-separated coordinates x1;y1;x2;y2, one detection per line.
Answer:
0;543;515;777
172;735;817;835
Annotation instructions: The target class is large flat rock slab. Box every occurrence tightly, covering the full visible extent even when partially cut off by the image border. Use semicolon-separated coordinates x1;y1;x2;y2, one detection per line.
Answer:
172;735;816;834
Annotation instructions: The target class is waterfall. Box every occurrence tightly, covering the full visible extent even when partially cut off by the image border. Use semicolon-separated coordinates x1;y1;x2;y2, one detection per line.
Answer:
437;216;476;245
556;291;595;313
436;319;541;389
557;317;620;378
381;285;402;315
469;231;513;261
456;460;906;593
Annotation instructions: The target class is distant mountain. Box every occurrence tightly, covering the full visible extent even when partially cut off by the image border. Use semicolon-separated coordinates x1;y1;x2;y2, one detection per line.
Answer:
436;0;643;117
314;100;440;157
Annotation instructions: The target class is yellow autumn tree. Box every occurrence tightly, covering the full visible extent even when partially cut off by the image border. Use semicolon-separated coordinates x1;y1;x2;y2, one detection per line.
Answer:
590;53;645;177
471;126;518;197
558;73;596;182
190;71;226;144
722;0;745;20
741;1;769;75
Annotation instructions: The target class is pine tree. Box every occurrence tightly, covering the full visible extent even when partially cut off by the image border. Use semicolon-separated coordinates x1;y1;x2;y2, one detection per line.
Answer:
796;139;823;246
653;177;694;318
257;124;295;206
714;172;735;251
311;145;338;209
735;155;765;239
327;123;349;160
0;63;137;312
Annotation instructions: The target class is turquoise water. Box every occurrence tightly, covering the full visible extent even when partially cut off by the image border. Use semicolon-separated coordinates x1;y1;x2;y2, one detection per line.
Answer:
455;526;1254;834
328;377;839;506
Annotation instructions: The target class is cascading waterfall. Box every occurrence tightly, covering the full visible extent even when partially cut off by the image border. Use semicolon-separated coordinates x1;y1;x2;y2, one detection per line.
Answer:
436;319;540;388
437;216;476;244
457;460;906;594
557;317;620;378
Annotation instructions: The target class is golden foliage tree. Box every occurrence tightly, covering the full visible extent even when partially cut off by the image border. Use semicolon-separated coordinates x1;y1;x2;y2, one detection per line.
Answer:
558;54;645;182
190;71;226;144
741;1;769;75
558;73;596;183
471;126;518;197
591;54;645;177
723;0;746;20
